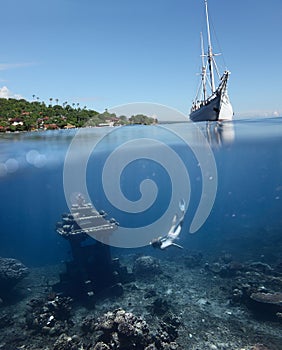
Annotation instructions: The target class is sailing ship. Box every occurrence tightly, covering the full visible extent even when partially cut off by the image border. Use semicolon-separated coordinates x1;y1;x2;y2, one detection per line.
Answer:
190;0;233;122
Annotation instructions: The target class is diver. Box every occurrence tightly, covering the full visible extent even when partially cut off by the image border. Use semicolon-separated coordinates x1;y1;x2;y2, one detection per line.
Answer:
150;200;185;250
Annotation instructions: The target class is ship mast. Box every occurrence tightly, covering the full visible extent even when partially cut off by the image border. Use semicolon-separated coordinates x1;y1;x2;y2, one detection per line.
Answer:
200;32;207;102
205;0;215;93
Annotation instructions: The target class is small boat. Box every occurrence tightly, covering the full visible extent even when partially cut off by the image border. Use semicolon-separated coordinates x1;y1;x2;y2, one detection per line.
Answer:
190;0;233;122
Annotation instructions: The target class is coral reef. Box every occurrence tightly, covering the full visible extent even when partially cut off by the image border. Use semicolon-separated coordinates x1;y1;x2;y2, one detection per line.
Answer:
25;295;73;336
0;251;281;349
53;333;83;350
224;257;282;321
133;256;162;278
250;292;282;316
83;308;181;350
0;257;29;297
204;253;245;278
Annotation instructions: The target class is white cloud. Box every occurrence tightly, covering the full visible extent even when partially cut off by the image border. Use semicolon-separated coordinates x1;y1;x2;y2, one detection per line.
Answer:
0;62;35;71
0;86;23;99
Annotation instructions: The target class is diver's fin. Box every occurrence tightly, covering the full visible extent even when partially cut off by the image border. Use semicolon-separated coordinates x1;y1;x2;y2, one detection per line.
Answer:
179;199;185;212
171;242;183;249
161;240;183;249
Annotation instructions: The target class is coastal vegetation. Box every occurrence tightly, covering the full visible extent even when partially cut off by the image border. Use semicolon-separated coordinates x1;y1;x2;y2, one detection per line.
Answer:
0;98;157;132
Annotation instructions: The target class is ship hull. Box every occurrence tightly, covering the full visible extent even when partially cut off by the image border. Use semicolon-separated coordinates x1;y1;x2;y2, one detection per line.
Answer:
190;91;233;122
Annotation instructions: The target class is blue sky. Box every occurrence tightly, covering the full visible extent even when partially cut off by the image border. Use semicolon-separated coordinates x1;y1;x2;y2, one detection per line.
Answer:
0;0;282;118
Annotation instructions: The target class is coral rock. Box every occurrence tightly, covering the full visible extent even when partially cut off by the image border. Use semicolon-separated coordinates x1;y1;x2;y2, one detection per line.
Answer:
250;292;282;316
94;308;180;349
92;342;111;350
133;256;161;277
53;333;81;350
0;257;29;295
26;295;73;335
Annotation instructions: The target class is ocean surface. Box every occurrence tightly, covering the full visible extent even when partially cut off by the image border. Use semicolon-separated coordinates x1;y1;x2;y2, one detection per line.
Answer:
0;118;282;266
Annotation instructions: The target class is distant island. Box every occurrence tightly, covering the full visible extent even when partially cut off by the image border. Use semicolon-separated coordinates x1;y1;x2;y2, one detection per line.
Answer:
0;98;157;132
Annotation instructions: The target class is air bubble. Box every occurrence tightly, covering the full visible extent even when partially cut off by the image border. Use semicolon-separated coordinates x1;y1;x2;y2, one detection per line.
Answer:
26;150;47;168
33;154;47;168
26;150;40;165
5;158;19;173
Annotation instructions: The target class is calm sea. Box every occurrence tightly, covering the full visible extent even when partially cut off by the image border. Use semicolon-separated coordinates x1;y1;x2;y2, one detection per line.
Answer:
0;118;282;266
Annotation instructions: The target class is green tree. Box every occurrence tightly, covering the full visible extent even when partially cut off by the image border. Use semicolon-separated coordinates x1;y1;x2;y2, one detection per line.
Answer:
129;114;155;125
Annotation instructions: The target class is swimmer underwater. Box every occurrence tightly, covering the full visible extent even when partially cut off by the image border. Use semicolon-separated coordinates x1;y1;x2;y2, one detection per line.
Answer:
150;200;185;250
